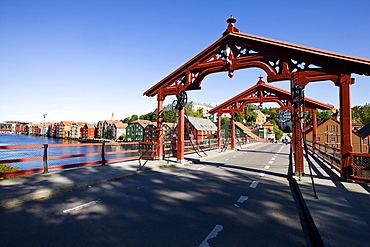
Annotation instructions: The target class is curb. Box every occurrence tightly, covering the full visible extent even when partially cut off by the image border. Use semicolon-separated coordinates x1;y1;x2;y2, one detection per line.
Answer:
289;175;324;247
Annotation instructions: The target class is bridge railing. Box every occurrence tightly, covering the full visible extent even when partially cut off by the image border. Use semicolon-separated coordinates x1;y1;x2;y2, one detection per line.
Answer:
305;141;341;172
306;141;370;182
351;153;370;182
0;142;146;178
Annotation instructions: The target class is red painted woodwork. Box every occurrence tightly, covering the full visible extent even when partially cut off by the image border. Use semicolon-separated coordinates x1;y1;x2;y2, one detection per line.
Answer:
144;16;370;180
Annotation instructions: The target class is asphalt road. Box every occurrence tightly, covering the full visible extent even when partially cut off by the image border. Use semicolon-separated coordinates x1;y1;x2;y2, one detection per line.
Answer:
1;143;310;247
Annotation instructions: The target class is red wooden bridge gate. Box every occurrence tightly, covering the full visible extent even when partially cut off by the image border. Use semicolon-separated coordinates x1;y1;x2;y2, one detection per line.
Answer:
143;16;370;180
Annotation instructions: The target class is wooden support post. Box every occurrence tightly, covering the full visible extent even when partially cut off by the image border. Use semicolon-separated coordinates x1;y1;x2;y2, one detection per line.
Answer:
292;78;305;177
157;93;163;160
217;112;221;148
312;109;317;153
339;74;353;180
177;108;185;163
293;105;305;176
231;112;236;149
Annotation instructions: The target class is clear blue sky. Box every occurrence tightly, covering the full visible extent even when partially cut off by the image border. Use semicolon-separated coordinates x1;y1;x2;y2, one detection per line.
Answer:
1;0;369;123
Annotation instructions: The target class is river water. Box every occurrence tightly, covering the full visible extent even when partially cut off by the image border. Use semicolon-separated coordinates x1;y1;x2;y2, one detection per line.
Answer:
0;134;79;146
0;134;131;171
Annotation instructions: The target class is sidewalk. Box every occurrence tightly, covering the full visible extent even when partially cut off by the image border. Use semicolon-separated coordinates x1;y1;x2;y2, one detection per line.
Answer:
296;152;370;247
0;142;259;208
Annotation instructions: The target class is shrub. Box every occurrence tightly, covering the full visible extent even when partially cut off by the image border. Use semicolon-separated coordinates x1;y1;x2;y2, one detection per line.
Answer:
0;163;20;180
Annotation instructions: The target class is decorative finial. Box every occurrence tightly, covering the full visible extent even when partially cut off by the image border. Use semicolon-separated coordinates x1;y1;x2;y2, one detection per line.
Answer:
223;15;240;36
227;15;237;24
257;75;265;84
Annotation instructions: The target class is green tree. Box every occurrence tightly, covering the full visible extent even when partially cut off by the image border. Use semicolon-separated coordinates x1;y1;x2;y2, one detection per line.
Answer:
235;111;244;123
244;104;257;126
352;104;370;124
262;107;281;126
221;116;230;126
122;117;131;123
273;124;284;140
317;110;331;125
140;109;158;122
163;109;178;123
119;133;126;141
130;114;138;122
185;107;204;118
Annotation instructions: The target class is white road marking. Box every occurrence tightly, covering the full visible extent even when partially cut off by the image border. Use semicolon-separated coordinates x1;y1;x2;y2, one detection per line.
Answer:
259;172;265;177
197;166;206;170
237;196;249;203
271;158;275;160
268;161;273;164
199;225;224;247
225;159;229;161
264;165;270;169
174;174;184;178
63;200;101;213
234;204;240;207
137;186;144;189
250;181;259;188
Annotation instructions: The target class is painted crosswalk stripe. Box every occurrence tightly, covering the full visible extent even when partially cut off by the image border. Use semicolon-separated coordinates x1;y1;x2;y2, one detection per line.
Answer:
271;158;275;160
268;161;273;164
199;225;223;247
259;172;265;177
237;196;249;203
264;165;270;169
63;200;101;213
250;181;259;188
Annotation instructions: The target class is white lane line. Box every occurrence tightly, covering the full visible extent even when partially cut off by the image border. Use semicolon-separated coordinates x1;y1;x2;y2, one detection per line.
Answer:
199;225;223;247
273;155;277;158
237;196;249;203
259;172;265;177
225;159;229;161
271;158;275;160
63;200;101;213
174;174;184;178
234;204;240;207
264;165;270;169
197;166;206;170
250;181;259;188
268;161;273;164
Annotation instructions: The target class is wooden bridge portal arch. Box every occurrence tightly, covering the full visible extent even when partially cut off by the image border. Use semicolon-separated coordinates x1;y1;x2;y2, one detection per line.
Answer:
208;76;333;175
143;16;370;180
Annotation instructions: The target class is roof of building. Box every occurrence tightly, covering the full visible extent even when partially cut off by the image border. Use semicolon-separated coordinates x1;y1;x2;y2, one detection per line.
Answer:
113;121;128;128
356;124;370;138
131;119;155;128
85;123;96;128
186;116;217;131
163;122;176;128
60;121;74;126
235;122;251;132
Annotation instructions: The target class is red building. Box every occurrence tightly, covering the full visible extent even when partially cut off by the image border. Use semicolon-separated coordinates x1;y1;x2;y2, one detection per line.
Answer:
81;123;96;139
